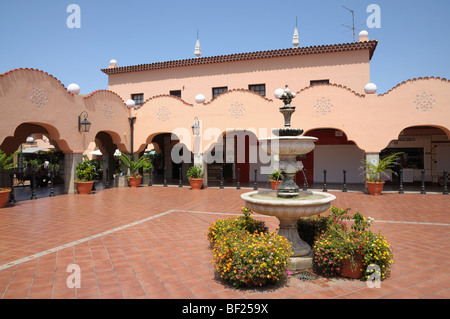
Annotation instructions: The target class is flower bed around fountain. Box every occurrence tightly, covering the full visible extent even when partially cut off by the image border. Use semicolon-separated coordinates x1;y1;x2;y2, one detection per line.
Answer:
207;208;292;288
298;207;394;280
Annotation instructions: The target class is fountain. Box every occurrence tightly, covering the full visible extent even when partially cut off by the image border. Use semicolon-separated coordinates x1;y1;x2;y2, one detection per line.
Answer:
240;85;336;271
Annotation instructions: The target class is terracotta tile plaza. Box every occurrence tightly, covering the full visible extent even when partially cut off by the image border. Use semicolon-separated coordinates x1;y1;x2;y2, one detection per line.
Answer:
0;185;449;301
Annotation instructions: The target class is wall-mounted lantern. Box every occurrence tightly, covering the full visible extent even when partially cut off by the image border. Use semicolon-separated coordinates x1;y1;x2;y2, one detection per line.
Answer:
192;117;200;136
78;111;91;133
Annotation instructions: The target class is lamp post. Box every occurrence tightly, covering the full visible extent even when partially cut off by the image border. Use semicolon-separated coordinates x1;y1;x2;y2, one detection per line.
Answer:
126;99;137;157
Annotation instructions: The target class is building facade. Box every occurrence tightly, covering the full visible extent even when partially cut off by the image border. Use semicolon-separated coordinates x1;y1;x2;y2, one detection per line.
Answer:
0;32;449;192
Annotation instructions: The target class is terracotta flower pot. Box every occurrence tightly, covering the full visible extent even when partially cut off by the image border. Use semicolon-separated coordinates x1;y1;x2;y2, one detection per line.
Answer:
339;254;364;279
128;176;142;188
0;190;11;208
270;180;282;190
366;181;384;196
189;178;203;190
76;181;94;195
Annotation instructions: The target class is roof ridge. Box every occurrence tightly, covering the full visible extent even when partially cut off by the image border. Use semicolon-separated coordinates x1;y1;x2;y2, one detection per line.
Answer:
101;40;378;75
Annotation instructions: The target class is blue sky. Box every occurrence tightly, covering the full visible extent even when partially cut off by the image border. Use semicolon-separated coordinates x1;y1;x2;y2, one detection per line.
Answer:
0;0;449;95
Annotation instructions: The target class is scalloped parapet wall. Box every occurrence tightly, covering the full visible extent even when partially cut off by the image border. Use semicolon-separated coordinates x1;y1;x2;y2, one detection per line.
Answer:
378;77;449;96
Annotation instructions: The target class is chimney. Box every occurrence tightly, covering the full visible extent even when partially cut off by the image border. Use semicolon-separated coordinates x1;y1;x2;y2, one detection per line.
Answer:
358;30;369;42
109;59;117;68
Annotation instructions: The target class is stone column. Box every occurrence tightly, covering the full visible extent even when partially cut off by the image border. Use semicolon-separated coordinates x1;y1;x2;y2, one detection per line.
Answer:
63;153;83;194
364;152;380;193
194;153;208;188
163;135;172;180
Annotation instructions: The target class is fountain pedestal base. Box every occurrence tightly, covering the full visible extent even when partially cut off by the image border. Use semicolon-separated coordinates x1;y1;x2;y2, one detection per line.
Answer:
289;252;313;272
278;218;311;256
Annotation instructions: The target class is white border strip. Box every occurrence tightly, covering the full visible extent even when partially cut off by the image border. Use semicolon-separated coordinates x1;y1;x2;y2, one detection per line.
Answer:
0;210;175;271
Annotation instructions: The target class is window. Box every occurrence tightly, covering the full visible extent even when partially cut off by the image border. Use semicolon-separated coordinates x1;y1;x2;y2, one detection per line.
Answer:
310;80;330;86
131;93;144;106
170;90;182;98
248;84;266;97
212;86;228;98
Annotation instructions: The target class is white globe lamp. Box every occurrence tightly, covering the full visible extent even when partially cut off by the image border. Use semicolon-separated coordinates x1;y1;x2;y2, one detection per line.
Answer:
195;94;206;104
126;99;136;108
67;83;80;95
364;83;377;94
274;88;284;99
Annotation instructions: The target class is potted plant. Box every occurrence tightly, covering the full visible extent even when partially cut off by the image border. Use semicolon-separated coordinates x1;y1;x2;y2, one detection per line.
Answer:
187;164;204;190
360;152;402;196
117;153;150;188
0;149;21;208
308;207;394;280
268;170;282;190
75;158;96;194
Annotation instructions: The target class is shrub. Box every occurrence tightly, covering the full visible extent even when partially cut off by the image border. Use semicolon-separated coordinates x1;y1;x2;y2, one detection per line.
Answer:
187;165;204;179
117;154;151;178
208;207;292;288
75;159;96;182
268;170;282;181
297;206;348;246
207;207;268;246
212;230;292;288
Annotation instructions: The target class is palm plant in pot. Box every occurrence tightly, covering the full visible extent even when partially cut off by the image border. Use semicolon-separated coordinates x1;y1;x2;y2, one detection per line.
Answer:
268;170;282;190
0;149;21;208
118;153;151;188
75;158;97;195
360;152;402;196
187;164;204;190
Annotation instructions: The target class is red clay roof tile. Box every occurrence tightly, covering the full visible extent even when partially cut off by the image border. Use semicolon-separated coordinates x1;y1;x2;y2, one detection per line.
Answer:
101;40;378;75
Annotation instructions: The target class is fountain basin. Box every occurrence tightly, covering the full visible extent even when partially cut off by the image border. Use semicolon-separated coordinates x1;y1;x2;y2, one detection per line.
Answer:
241;190;336;257
260;136;318;157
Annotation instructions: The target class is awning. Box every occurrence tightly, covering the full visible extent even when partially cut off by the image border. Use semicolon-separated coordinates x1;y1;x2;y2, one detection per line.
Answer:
22;147;55;154
89;149;122;156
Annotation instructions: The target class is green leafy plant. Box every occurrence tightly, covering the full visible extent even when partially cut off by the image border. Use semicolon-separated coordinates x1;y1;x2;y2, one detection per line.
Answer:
360;152;403;182
1;148;22;190
208;207;292;288
118;154;151;178
268;170;282;181
75;159;96;182
187;164;204;180
0;149;21;172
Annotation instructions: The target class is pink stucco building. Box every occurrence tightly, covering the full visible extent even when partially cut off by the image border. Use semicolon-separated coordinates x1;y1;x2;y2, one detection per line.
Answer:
1;31;449;192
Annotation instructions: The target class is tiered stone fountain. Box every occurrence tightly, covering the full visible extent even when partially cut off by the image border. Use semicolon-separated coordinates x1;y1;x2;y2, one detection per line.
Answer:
241;86;336;271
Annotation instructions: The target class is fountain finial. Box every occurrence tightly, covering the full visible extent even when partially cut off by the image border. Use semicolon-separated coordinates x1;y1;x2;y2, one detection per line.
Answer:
273;85;303;136
279;85;295;106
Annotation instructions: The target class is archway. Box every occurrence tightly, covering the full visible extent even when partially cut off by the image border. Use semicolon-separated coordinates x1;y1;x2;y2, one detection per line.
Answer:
0;122;68;197
203;130;271;187
302;128;365;186
144;132;189;185
382;125;450;186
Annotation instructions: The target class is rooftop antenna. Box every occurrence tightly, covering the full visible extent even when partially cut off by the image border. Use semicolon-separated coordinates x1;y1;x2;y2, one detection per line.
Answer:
194;29;201;58
292;16;299;47
342;6;356;42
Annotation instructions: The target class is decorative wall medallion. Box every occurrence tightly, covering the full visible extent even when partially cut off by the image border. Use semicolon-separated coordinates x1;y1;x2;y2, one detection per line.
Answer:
414;92;435;112
314;97;333;116
157;106;171;122
229;101;245;119
103;105;113;120
30;88;48;109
